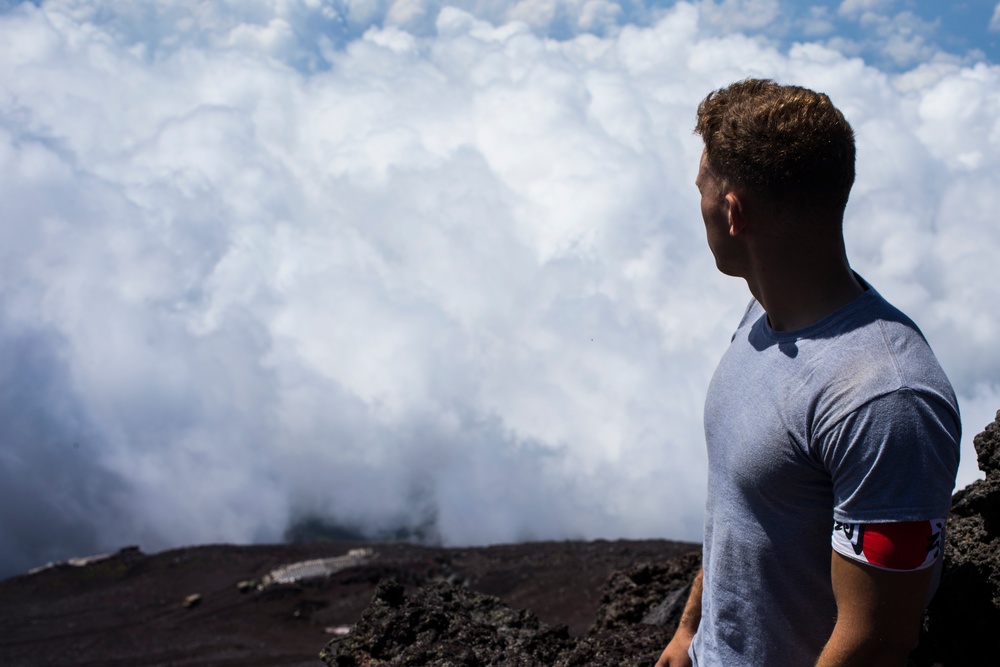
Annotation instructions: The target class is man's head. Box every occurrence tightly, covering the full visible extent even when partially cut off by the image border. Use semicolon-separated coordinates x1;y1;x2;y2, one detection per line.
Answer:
694;79;856;221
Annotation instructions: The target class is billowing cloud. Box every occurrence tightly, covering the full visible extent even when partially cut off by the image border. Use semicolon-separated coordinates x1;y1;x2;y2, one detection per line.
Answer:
1;0;998;578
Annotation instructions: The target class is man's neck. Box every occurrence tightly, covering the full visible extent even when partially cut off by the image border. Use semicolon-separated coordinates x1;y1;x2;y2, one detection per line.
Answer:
744;244;865;333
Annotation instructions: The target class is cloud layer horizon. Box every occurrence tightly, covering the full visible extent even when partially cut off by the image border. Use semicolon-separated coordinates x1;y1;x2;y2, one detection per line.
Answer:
2;0;999;578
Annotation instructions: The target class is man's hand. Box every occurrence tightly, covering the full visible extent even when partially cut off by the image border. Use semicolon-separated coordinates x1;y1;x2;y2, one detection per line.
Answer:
655;626;695;667
654;568;703;667
815;550;935;666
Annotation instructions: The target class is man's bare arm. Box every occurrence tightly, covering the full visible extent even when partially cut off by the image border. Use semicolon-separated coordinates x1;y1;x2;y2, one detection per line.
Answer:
654;567;703;667
815;551;934;667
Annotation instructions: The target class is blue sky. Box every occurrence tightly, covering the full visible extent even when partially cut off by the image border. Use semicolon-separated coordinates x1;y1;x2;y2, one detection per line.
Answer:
766;0;1000;67
716;1;999;63
1;0;999;577
3;1;998;67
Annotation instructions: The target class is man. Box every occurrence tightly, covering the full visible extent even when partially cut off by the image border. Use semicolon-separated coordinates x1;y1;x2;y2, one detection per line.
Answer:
656;79;960;666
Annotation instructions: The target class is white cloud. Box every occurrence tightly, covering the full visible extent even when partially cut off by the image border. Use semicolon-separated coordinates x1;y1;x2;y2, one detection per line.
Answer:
698;0;780;31
801;5;835;37
875;10;939;66
833;5;941;68
991;2;1000;32
838;0;894;19
0;0;998;576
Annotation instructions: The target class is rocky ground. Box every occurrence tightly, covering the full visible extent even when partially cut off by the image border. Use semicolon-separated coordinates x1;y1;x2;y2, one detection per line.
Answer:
0;537;697;666
4;410;999;667
319;552;701;667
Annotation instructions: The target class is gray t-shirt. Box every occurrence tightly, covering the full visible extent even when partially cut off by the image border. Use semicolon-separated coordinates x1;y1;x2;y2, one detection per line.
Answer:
690;283;960;666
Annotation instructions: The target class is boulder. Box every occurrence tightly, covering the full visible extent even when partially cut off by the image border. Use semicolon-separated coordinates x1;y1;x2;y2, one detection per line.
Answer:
319;553;700;666
915;409;1000;665
319;579;573;666
592;551;701;631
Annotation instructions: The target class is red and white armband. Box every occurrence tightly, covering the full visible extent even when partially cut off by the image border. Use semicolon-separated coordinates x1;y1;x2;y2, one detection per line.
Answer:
831;519;945;571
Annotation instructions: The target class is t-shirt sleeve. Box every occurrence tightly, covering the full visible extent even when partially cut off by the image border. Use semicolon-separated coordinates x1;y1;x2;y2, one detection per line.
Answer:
816;388;960;524
831;519;945;571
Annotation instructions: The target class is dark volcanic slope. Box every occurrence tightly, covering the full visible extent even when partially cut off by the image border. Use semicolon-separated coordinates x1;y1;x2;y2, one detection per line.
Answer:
0;539;698;667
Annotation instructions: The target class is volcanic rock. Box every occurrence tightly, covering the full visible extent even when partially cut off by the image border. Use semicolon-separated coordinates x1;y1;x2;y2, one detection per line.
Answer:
320;568;698;667
320;579;574;666
319;550;701;666
916;409;1000;664
591;551;701;631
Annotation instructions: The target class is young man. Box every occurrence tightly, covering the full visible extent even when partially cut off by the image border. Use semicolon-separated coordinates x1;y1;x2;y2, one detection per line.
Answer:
656;80;961;666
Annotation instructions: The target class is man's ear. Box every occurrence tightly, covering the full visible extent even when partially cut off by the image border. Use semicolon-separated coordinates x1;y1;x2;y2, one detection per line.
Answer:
725;192;748;236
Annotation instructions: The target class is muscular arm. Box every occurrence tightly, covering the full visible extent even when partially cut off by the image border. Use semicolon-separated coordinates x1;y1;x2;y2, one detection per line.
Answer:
655;568;703;667
815;551;934;667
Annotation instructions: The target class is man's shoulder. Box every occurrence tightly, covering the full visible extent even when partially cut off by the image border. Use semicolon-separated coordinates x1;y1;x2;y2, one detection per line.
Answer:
734;298;764;332
807;291;957;433
831;290;945;377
